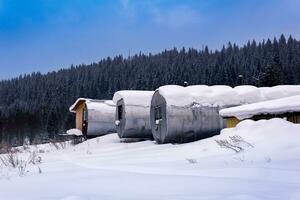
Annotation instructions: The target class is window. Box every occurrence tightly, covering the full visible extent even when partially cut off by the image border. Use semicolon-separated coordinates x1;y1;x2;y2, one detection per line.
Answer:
83;107;88;121
154;106;162;120
118;105;123;120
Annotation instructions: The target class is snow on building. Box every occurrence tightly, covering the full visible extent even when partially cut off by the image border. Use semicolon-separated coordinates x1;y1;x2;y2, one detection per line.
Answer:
69;98;116;138
150;85;300;144
113;90;154;139
220;95;300;128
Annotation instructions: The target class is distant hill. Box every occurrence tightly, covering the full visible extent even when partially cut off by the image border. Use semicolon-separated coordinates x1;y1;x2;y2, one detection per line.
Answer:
0;34;300;145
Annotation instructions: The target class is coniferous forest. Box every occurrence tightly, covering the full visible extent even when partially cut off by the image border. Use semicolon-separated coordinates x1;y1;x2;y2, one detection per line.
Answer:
1;35;300;145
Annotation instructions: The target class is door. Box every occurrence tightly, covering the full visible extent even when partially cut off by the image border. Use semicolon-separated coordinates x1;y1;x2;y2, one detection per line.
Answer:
82;106;88;137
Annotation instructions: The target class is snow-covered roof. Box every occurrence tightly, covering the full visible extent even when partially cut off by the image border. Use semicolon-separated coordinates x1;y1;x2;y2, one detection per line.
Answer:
156;85;300;107
259;85;300;100
234;85;264;104
69;98;90;112
69;98;115;113
113;90;154;107
219;95;300;120
156;85;242;107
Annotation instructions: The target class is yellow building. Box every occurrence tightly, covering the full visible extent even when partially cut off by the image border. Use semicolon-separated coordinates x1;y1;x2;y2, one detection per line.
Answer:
220;95;300;128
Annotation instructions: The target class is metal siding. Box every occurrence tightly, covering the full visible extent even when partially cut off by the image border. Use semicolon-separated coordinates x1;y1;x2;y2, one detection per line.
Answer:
116;99;152;138
150;91;227;144
86;103;116;136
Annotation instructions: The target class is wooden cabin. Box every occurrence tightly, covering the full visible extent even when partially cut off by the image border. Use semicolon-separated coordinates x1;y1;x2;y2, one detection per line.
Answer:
220;95;300;128
69;98;116;138
70;98;88;132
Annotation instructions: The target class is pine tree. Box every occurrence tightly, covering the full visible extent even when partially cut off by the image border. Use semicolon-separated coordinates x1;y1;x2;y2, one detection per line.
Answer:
257;55;283;86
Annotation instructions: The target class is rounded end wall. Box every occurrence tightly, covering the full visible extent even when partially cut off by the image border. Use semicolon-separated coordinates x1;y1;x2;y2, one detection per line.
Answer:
150;91;167;144
86;102;116;137
115;99;126;138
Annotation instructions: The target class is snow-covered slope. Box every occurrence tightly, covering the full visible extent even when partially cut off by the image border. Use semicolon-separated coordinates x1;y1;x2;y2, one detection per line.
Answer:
0;119;300;200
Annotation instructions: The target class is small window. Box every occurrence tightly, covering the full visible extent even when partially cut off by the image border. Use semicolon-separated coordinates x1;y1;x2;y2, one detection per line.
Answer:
118;105;123;120
83;107;88;121
154;106;162;120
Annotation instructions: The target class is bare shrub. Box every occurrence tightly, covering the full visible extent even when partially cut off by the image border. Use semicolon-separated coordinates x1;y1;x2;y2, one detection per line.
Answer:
215;135;253;153
186;158;197;164
49;140;60;150
17;160;28;176
265;156;272;163
86;150;92;155
229;135;254;148
215;140;243;153
38;166;42;174
49;140;67;150
27;151;42;165
0;142;12;154
38;149;46;153
0;152;22;168
58;141;67;149
70;136;84;145
0;150;42;177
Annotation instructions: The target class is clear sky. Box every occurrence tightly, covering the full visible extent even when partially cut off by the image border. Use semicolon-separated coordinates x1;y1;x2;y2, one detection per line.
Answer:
0;0;300;79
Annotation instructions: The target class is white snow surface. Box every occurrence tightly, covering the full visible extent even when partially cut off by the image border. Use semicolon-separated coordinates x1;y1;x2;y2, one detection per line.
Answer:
69;98;91;112
157;85;241;107
69;98;115;112
66;129;83;136
220;95;300;120
113;90;154;106
260;85;300;100
1;118;300;200
156;84;300;107
87;100;115;114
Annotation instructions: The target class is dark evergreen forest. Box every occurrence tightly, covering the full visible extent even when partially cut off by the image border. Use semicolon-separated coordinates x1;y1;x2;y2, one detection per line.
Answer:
0;34;300;145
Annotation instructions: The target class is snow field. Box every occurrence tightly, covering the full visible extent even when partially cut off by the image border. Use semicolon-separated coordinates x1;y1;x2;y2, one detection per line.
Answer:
0;118;300;200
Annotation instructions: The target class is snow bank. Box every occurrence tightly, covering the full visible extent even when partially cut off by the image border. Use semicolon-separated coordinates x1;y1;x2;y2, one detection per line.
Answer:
220;95;300;120
113;90;154;107
220;118;300;158
1;119;300;199
66;129;83;136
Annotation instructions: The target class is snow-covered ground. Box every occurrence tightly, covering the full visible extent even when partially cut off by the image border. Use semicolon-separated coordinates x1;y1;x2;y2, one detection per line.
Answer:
1;118;300;200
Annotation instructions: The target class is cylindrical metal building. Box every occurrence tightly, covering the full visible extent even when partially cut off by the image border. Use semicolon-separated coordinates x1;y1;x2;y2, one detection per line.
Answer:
113;90;154;139
150;85;240;144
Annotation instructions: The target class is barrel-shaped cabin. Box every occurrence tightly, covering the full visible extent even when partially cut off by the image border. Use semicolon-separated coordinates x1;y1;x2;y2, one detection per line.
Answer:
69;98;116;138
150;85;300;144
113;90;154;139
150;85;243;144
220;95;300;128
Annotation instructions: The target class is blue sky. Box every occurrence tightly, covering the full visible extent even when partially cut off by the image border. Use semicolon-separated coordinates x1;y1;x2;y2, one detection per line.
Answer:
0;0;300;79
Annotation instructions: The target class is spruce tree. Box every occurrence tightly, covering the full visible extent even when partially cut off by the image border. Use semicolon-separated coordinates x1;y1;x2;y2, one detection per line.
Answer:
257;55;283;86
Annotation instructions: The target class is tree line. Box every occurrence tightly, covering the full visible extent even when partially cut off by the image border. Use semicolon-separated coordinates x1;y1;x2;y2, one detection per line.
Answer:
0;34;299;145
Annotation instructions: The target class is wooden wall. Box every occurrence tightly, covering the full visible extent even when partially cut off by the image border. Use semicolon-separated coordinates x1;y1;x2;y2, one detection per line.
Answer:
225;112;300;128
225;117;241;128
75;103;85;131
